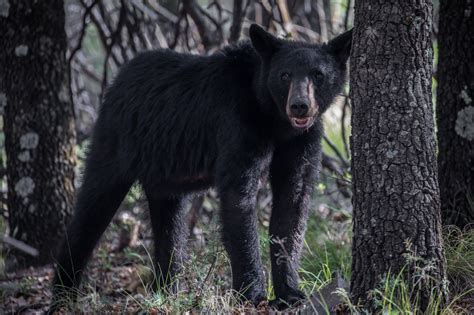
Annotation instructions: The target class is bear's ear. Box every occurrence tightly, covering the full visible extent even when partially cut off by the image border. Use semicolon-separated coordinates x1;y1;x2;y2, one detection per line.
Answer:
326;29;353;65
249;24;282;58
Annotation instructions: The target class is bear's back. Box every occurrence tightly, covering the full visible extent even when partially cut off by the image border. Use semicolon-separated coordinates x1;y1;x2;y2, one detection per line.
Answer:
94;46;259;184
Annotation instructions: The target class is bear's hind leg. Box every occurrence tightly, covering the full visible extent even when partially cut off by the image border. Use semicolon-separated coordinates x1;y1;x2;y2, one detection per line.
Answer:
144;189;190;293
51;164;134;308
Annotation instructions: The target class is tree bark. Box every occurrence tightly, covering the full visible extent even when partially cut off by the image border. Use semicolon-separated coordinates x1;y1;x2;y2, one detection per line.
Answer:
350;0;446;311
0;0;76;267
437;0;474;229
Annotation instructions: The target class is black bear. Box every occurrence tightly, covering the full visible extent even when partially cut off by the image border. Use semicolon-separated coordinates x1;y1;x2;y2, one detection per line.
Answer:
51;24;352;309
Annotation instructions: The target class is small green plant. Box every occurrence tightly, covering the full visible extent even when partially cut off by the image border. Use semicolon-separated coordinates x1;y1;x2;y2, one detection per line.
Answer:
124;183;143;206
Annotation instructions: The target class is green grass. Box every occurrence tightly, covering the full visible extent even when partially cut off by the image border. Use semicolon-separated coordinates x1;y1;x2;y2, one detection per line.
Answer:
300;210;352;290
343;266;473;315
20;207;474;314
444;226;474;296
330;227;474;314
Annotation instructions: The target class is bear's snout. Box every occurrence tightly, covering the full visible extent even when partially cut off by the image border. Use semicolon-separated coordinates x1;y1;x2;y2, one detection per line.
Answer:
286;77;318;130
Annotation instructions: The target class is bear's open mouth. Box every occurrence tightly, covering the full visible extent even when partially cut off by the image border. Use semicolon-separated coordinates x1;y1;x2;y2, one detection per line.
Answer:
290;117;314;129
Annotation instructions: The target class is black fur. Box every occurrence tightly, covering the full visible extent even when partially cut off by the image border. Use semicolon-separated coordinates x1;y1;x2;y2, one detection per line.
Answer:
51;24;352;310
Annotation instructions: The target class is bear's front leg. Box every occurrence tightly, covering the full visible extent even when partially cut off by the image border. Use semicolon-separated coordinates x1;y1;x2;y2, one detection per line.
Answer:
216;150;269;306
269;137;320;308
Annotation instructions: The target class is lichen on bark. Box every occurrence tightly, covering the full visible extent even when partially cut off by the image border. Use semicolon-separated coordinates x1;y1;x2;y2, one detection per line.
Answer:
0;0;76;267
455;106;474;140
0;0;9;17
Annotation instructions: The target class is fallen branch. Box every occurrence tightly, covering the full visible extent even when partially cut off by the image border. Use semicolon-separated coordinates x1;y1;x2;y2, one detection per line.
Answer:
1;235;39;257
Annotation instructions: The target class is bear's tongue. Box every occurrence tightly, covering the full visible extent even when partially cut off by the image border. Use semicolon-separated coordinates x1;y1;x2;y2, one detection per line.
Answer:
294;118;309;126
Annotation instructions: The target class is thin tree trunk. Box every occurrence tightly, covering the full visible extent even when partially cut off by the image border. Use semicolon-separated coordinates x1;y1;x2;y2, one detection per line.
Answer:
0;0;76;267
437;0;474;229
350;0;446;311
230;0;244;43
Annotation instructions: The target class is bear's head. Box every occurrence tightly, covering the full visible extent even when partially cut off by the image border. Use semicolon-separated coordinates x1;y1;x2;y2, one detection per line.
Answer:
249;24;352;131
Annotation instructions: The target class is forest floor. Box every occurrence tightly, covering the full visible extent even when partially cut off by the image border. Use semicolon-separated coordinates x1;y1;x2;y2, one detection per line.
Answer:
1;185;474;314
0;189;355;314
2;200;474;314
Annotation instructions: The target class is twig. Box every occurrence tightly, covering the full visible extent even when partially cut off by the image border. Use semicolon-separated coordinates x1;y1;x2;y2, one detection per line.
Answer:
340;96;350;159
130;0;159;21
323;135;349;168
187;194;204;237
343;0;352;31
100;0;128;100
315;0;328;42
68;0;100;116
276;0;292;32
89;4;122;67
321;153;344;177
147;0;179;23
202;254;218;286
198;4;224;40
182;0;215;49
170;9;186;49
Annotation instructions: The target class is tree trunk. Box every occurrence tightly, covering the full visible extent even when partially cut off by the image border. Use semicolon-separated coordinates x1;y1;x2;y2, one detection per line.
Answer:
350;0;446;311
436;0;474;229
0;0;76;267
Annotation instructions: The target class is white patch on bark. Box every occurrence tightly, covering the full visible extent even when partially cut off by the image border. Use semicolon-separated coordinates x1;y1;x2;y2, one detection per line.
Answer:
364;26;378;39
18;150;31;162
386;149;398;159
14;45;28;57
0;0;9;17
0;92;6;106
455;106;474;140
465;7;472;18
0;92;6;114
460;86;472;105
15;177;35;197
28;204;36;213
413;16;423;29
20;132;39;149
58;83;69;103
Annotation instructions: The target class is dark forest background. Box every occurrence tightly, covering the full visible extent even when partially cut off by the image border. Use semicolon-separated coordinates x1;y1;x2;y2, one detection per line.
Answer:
0;0;473;314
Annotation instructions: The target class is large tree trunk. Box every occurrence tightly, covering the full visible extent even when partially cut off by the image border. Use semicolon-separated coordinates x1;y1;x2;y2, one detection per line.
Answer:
436;0;474;229
350;0;446;311
0;0;76;267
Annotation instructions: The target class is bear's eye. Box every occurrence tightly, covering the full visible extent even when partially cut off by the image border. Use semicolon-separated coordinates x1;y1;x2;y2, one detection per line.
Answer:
280;72;291;81
312;71;324;82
